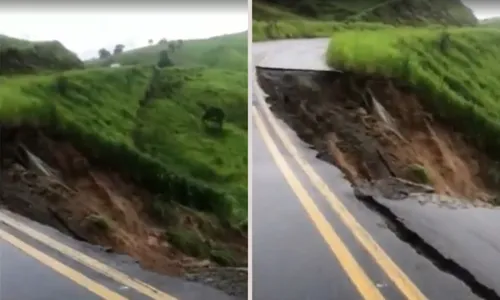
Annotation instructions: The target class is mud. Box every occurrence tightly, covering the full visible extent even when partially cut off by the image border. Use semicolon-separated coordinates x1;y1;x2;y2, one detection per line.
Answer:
0;126;247;298
256;67;500;206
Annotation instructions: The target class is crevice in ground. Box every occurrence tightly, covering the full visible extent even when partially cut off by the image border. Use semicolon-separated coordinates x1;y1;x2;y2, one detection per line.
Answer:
0;125;247;299
354;185;500;300
256;66;500;299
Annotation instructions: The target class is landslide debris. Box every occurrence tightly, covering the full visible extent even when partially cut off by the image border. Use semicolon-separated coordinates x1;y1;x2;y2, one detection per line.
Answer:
257;68;500;205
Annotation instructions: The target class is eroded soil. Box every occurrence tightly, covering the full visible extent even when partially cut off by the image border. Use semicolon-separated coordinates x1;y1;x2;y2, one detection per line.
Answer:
0;126;247;298
256;68;500;205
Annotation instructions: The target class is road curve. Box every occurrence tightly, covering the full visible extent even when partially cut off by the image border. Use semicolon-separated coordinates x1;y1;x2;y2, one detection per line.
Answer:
0;210;235;300
251;39;482;300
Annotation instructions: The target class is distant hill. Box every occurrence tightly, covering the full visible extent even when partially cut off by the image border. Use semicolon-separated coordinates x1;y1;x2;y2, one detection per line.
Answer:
253;0;477;26
481;17;500;27
0;34;83;75
86;31;248;71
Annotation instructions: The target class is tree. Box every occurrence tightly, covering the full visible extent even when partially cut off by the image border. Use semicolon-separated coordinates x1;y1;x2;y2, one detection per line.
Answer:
98;48;111;59
148;39;153;45
157;50;173;68
168;42;176;53
113;44;125;55
158;38;168;45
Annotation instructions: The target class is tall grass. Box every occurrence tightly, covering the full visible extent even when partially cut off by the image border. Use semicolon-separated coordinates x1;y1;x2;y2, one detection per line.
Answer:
326;27;500;160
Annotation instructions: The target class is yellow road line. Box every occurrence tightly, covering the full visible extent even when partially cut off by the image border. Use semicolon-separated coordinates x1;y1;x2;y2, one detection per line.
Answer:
0;228;127;300
253;107;385;300
253;80;428;300
0;213;177;300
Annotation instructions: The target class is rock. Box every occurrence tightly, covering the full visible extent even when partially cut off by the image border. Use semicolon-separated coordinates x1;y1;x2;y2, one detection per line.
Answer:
356;107;368;116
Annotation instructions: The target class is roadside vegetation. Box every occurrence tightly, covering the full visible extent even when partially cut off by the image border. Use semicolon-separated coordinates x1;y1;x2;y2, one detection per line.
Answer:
326;28;500;161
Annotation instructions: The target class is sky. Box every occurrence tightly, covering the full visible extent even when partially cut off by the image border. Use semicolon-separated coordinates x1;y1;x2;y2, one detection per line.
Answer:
0;4;248;60
462;1;500;19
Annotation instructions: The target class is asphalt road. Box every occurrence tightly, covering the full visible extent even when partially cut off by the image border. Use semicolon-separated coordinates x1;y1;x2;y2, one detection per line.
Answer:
0;210;235;300
251;39;488;300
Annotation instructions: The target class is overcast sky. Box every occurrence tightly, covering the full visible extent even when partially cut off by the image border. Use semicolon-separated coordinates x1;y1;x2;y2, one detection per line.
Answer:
462;1;500;19
0;4;248;60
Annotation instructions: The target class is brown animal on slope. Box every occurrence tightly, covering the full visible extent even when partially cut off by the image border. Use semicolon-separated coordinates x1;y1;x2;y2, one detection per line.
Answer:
197;102;225;130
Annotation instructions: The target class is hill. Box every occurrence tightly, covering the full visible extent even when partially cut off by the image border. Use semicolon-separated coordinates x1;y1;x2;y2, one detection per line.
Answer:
0;63;247;275
481;17;500;27
86;31;248;71
253;0;477;25
252;0;479;41
0;34;83;75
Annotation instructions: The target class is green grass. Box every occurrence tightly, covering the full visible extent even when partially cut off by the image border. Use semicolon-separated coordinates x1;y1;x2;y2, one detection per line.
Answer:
326;27;500;161
86;31;247;71
253;20;395;41
0;65;248;226
253;0;477;25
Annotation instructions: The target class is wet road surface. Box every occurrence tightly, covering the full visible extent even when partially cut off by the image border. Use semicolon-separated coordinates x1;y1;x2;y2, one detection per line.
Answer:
251;39;487;300
0;210;235;300
254;39;333;71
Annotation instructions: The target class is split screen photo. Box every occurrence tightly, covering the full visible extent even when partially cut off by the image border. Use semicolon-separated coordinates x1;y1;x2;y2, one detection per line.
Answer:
1;0;500;299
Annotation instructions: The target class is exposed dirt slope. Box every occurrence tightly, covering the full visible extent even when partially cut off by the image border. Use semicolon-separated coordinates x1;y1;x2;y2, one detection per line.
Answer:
0;126;247;298
257;68;500;204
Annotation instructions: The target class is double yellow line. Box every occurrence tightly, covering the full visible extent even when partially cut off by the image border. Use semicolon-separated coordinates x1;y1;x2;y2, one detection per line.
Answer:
0;212;177;300
252;78;427;300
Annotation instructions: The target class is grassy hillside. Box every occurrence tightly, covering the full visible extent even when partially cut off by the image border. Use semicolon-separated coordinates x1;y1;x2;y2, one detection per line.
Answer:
252;0;479;41
0;35;83;75
86;31;247;71
326;28;500;161
0;65;248;225
253;0;477;25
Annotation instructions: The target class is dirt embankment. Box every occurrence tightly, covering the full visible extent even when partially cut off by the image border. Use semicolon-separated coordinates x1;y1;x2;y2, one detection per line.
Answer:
0;126;247;298
256;68;500;204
